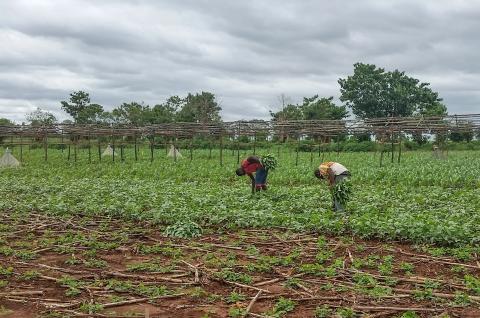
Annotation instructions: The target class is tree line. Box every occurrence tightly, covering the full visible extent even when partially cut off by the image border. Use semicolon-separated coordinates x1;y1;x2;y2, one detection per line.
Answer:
0;63;477;141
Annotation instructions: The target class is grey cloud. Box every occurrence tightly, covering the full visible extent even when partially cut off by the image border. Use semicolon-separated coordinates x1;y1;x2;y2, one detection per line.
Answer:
1;0;480;123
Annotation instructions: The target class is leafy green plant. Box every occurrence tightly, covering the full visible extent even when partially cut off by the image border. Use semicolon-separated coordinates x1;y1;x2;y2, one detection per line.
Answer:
261;154;278;170
226;291;246;304
314;305;332;318
335;307;355;318
330;179;352;207
228;307;246;318
400;262;415;275
215;269;252;284
464;275;480;295
164;220;203;238
268;297;296;318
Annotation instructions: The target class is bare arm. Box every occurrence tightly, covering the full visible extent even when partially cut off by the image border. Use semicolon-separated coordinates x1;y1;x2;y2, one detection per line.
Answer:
327;168;335;187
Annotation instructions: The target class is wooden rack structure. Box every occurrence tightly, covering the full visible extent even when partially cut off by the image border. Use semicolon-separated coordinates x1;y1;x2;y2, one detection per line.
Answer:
1;114;479;166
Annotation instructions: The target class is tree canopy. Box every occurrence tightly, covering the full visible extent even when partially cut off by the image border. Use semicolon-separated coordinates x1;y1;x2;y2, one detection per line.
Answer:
338;63;447;118
26;108;57;126
177;92;222;123
0;118;14;126
270;95;348;121
61;91;105;124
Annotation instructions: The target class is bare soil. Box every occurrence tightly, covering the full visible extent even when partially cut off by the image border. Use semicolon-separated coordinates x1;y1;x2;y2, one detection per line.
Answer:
0;212;479;318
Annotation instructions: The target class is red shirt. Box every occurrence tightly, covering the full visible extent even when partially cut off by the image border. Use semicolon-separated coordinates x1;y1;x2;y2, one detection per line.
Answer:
241;159;262;175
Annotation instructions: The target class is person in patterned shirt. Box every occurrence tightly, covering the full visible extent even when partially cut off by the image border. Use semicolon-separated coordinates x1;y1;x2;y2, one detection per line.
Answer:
314;161;351;212
235;155;268;193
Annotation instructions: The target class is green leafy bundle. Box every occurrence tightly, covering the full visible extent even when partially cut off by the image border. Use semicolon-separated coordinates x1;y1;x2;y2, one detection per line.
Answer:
330;179;352;206
164;221;202;238
261;154;278;170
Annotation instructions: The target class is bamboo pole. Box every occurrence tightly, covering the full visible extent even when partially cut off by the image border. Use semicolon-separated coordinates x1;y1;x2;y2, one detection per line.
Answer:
112;135;115;163
74;136;77;162
219;134;223;167
43;128;48;162
98;140;102;162
134;134;138;161
398;133;402;164
150;135;154;163
295;135;300;166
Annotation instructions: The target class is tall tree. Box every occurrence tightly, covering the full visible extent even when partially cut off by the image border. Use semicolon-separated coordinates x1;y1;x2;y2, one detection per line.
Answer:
0;118;14;126
111;102;151;125
0;118;14;143
338;63;447;118
26;108;57;126
61;91;105;124
301;96;348;120
150;96;182;124
269;104;303;121
177;92;221;123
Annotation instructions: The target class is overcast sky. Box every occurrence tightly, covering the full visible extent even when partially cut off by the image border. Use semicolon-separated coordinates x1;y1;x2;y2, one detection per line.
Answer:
0;0;479;122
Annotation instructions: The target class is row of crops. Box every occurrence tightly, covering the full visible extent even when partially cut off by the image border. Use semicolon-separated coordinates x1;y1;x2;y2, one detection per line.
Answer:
1;148;479;246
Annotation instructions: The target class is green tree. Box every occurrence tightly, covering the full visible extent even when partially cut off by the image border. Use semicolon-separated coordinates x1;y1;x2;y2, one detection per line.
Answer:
26;108;57;126
61;91;105;124
0;118;14;126
177;92;221;123
339;63;446;118
0;118;14;143
269;104;303;121
301;95;348;120
150;96;184;124
111;102;151;125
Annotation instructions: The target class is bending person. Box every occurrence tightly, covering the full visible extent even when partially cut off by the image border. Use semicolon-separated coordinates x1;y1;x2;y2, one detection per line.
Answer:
314;161;351;212
236;155;268;193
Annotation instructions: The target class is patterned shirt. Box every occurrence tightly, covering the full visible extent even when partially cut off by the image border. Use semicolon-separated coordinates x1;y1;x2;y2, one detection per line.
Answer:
318;162;348;178
241;156;263;175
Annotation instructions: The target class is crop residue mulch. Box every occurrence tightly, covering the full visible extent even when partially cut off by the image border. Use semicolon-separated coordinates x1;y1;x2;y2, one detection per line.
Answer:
0;212;479;318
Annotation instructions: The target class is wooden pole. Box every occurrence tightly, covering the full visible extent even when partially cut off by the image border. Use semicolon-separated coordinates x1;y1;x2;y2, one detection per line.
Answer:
379;143;384;167
67;144;71;161
150;136;154;163
190;138;193;161
112;136;115;163
88;134;92;163
391;136;394;163
219;134;223;167
19;132;23;162
98;140;102;162
74;136;77;162
236;140;240;164
310;143;314;164
295;136;300;166
398;133;402;164
336;138;340;157
44;129;48;162
134;135;138;161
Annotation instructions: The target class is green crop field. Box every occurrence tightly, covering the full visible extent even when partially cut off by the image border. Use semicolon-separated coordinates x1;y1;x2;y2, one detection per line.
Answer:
1;147;479;245
1;147;480;317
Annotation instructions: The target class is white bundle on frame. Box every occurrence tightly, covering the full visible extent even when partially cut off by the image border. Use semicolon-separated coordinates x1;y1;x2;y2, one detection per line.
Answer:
167;145;182;159
0;148;20;168
102;144;114;157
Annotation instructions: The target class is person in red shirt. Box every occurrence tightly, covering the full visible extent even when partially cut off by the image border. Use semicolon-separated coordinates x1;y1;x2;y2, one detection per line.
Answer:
235;155;268;193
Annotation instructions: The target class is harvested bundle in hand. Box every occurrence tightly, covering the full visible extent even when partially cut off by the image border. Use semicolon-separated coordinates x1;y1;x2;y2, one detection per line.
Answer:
330;179;352;206
261;154;278;170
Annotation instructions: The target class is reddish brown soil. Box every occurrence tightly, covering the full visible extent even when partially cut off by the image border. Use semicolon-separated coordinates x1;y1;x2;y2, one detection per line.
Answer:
0;212;479;318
